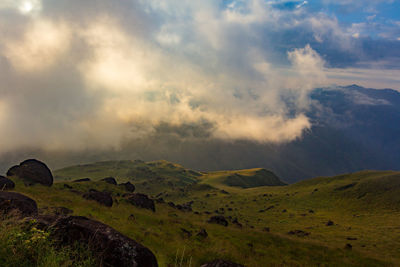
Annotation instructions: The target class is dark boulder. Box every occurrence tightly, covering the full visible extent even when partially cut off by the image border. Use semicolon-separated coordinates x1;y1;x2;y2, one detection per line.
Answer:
50;216;158;267
6;165;19;177
73;178;91;183
155;198;165;204
196;229;208;238
126;193;155;212
101;177;117;185
0;191;38;218
0;176;15;190
63;184;73;189
232;218;242;228
207;216;228;227
83;190;113;207
180;228;192;238
326;220;334;226
119;182;135;193
7;159;53;186
182;201;193;212
345;243;353;250
201;259;244;267
288;230;310;237
175;201;193;212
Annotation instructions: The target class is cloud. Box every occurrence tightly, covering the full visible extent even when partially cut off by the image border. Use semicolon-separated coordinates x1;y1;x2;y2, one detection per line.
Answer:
0;0;398;157
4;19;70;72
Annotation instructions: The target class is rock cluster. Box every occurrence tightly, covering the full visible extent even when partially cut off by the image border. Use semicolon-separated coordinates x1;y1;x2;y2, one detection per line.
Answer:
125;193;155;212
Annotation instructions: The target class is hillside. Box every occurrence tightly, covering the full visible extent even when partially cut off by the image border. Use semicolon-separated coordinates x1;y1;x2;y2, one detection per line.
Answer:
199;168;286;189
2;160;400;266
54;160;286;195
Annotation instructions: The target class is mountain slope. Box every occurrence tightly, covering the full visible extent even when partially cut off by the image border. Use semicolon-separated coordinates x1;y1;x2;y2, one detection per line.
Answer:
7;160;400;266
199;168;286;189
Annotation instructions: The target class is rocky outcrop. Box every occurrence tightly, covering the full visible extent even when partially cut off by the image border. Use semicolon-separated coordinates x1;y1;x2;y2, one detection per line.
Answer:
49;216;158;267
83;190;113;207
175;201;193;212
0;191;38;218
7;159;53;186
288;230;310;237
196;229;208;238
119;182;135;193
207;216;228;227
0;176;15;190
201;259;245;267
101;177;117;185
72;178;91;183
125;193;155;212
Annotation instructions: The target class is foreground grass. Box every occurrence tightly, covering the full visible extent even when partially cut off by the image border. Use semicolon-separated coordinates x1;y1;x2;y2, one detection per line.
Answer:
11;178;391;266
2;161;397;266
0;218;95;267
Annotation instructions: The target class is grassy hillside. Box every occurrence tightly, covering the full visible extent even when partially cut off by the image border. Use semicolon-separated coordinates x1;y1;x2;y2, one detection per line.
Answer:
54;160;202;195
199;168;286;189
5;161;400;266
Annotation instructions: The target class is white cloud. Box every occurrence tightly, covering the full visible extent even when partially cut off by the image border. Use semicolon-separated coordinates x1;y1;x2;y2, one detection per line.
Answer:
0;0;397;155
0;0;42;15
3;19;70;72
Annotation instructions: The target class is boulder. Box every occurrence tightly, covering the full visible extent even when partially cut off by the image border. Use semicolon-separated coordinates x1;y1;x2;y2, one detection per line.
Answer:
288;230;310;237
232;218;242;228
0;176;15;190
73;178;91;183
0;191;38;218
7;159;53;186
155;198;165;204
101;177;117;185
126;193;155;212
50;216;158;267
83;190;113;207
207;216;228;227
180;228;192;238
63;184;73;189
196;229;208;238
6;165;19;177
119;182;135;193
201;259;244;267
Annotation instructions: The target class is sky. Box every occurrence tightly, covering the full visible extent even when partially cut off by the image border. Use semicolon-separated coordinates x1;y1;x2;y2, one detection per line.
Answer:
0;0;399;157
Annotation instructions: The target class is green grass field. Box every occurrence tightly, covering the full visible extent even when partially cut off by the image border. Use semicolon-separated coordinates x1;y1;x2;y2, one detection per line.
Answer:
4;160;400;266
